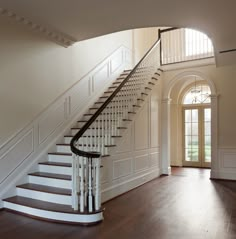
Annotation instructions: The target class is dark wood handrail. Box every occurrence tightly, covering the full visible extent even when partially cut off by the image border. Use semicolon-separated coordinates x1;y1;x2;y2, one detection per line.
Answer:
70;38;161;158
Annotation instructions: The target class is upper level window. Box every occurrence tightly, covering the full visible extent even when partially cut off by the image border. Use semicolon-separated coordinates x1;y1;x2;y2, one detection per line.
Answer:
183;84;211;105
185;29;214;57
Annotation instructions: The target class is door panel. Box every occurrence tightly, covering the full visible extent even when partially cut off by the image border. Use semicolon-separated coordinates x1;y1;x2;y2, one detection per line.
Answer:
183;106;211;167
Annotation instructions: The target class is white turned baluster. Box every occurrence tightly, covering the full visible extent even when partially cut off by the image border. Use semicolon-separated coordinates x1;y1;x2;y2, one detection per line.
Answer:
94;157;101;210
88;157;93;212
79;156;85;212
72;153;79;210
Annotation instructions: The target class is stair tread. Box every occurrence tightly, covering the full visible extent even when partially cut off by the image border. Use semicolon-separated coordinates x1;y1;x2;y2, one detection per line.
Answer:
28;172;71;180
3;196;102;214
16;183;71;195
39;162;72;167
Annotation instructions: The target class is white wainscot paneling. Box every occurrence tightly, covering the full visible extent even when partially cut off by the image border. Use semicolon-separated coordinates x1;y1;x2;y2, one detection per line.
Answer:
150;152;159;167
134;154;149;172
69;76;90;114
219;149;236;168
150;93;159;148
101;158;110;184
110;50;123;74
134;103;149;150
92;64;109;93
115;127;132;153
38;101;65;144
0;130;33;184
113;158;132;180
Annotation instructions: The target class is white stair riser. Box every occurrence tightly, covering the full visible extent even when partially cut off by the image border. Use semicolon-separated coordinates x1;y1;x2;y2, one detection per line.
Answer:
56;145;72;153
71;128;118;136
16;188;72;205
48;154;72;163
3;202;103;224
39;165;72;175
57;144;109;154
64;137;115;145
29;175;71;189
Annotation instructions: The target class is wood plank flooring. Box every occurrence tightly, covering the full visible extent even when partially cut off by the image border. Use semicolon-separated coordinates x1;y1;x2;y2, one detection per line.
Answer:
1;167;236;239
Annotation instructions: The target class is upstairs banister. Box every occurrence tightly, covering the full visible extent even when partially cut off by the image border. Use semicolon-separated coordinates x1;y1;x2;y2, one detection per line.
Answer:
70;38;161;158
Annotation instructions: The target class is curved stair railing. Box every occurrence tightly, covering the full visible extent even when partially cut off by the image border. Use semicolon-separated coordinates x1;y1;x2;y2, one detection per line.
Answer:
70;38;161;215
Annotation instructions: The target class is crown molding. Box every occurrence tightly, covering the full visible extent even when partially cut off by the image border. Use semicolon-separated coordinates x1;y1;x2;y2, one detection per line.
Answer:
0;7;76;47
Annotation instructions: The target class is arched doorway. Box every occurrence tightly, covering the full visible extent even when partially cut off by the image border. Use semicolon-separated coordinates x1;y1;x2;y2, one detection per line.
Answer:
181;81;211;168
161;71;218;176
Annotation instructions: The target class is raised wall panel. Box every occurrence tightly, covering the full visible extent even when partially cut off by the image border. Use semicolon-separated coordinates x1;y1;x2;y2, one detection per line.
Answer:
0;130;33;184
38;102;65;144
134;103;149;150
113;158;132;179
92;64;109;93
219;149;236;168
150;93;158;148
115;127;133;153
134;154;149;172
110;50;123;74
150;152;159;167
69;77;90;113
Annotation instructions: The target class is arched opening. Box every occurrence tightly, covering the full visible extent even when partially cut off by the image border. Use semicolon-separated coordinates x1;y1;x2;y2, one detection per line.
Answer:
161;71;218;175
181;81;211;168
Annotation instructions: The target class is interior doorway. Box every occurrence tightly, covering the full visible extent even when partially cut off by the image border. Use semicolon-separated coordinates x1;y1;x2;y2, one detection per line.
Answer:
182;83;211;168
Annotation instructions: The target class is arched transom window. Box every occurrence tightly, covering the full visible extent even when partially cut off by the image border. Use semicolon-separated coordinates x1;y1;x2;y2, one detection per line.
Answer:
183;84;211;105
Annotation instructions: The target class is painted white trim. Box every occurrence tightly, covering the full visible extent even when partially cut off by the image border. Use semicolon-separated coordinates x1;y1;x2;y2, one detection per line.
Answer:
3;201;103;224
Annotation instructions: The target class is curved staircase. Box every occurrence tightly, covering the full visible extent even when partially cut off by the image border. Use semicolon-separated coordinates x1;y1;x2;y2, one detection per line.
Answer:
2;39;161;224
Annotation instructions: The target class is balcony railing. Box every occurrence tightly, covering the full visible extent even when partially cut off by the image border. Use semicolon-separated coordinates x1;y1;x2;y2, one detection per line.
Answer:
159;28;214;65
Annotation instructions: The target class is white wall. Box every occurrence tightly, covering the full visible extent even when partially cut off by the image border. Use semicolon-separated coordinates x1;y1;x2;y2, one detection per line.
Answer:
0;15;134;146
133;27;159;64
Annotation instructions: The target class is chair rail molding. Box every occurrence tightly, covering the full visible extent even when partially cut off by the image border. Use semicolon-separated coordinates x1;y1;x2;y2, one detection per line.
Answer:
0;7;76;47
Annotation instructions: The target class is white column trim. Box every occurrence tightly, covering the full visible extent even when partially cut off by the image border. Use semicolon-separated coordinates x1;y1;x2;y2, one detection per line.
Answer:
161;98;172;175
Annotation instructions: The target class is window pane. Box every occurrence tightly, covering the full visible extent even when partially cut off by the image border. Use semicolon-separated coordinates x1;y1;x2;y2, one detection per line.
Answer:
191;146;199;161
185;148;191;161
204;122;211;136
185;110;192;122
204;108;211;121
183;84;211;105
192;122;198;135
192;110;198;122
185;136;192;148
185;123;191;135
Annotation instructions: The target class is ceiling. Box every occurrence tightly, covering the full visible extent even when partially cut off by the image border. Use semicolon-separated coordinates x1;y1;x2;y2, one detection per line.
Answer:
0;0;236;66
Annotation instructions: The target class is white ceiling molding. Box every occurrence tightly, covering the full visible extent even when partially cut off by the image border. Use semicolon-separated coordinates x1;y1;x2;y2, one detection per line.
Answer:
0;7;76;47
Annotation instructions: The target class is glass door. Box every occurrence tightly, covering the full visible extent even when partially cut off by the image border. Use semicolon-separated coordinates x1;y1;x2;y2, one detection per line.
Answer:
183;106;211;167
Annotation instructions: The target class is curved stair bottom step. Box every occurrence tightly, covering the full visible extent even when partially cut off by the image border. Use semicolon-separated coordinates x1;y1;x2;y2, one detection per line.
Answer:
3;197;103;225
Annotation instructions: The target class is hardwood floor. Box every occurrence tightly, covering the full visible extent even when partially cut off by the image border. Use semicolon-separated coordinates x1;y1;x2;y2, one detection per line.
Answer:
1;167;236;239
